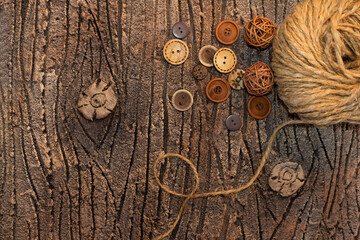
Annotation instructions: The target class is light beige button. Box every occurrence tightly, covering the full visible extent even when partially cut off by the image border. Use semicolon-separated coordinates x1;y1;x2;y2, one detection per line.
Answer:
163;39;189;65
228;68;245;90
213;48;237;73
198;45;217;67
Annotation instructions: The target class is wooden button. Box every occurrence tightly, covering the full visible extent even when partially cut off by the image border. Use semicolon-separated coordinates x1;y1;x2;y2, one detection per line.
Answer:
247;96;272;119
225;115;242;131
215;19;241;45
172;89;193;111
213;48;237;73
192;64;208;80
206;78;231;103
198;45;217;67
163;39;189;65
228;69;245;90
172;22;190;39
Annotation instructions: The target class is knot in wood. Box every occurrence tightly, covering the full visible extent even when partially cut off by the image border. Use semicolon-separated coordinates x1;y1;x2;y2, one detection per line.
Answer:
77;79;117;121
269;162;305;197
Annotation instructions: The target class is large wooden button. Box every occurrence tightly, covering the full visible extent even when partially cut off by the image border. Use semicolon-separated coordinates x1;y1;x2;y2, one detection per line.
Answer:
206;78;231;103
172;89;193;111
225;115;242;131
247;96;272;119
215;19;241;45
192;64;208;80
172;22;190;39
198;45;217;67
213;48;237;73
163;39;189;65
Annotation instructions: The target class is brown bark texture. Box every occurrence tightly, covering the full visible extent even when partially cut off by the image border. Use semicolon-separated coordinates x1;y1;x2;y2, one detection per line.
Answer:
0;0;359;239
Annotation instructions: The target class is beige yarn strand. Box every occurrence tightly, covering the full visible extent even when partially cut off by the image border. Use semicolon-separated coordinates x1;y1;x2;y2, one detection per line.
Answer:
153;120;303;240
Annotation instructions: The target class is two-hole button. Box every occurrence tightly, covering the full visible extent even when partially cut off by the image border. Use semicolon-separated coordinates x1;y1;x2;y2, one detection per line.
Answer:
225;115;242;131
172;22;190;39
213;48;237;73
163;39;189;65
172;89;193;111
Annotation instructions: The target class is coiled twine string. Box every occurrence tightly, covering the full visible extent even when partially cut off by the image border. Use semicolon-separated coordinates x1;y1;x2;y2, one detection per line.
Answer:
153;120;302;240
154;0;360;238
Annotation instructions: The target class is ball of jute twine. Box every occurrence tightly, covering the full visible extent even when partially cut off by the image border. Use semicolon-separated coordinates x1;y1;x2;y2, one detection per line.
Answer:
153;0;360;239
244;61;274;96
243;16;277;49
272;0;360;126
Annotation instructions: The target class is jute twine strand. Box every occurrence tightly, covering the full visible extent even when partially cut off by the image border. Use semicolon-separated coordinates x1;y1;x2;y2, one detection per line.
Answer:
271;0;360;126
153;119;303;240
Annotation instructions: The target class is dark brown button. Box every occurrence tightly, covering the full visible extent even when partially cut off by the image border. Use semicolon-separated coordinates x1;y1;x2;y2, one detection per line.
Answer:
172;89;193;111
192;64;208;80
206;78;231;103
247;96;272;119
198;45;217;67
172;22;190;39
215;19;241;45
225;115;242;131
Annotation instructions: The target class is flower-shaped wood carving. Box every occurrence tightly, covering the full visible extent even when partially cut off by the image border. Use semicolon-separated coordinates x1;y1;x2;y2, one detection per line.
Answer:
77;79;117;121
269;162;305;197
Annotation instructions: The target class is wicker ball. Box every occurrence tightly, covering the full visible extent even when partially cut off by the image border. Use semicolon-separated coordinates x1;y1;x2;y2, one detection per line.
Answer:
244;16;277;49
244;62;274;96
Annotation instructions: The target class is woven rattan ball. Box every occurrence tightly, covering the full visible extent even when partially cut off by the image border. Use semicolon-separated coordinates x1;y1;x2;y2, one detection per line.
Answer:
244;16;277;49
244;62;274;96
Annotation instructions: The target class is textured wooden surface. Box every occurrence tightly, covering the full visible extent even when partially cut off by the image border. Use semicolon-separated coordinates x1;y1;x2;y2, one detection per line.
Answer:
0;0;359;239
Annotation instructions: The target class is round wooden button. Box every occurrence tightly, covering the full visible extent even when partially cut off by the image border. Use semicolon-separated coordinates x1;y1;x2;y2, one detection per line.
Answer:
247;96;272;119
198;45;217;67
213;48;237;73
205;78;231;103
215;19;241;45
228;69;245;90
163;39;189;65
172;22;189;39
192;64;208;80
172;89;193;111
225;115;242;131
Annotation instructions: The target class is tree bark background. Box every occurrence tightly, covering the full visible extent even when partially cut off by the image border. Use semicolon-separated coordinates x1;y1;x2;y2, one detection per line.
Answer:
0;0;359;239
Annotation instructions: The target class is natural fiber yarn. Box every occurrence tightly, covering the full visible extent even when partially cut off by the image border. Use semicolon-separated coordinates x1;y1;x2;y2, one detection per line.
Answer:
244;62;274;96
244;16;277;49
272;0;360;126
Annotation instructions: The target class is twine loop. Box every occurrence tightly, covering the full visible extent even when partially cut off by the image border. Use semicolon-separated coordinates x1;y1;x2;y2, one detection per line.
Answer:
153;120;303;239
